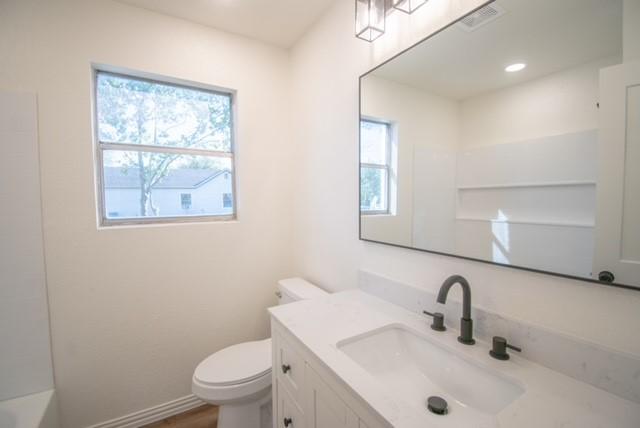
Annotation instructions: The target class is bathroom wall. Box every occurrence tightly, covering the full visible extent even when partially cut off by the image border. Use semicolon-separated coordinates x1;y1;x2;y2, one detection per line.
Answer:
459;56;618;148
0;91;54;402
0;1;293;427
624;0;640;62
290;0;640;360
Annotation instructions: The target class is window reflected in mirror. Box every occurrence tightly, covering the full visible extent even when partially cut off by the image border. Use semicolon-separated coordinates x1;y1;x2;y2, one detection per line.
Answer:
360;119;392;214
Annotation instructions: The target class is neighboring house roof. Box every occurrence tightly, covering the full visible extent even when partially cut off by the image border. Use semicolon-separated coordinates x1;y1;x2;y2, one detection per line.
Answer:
104;167;230;189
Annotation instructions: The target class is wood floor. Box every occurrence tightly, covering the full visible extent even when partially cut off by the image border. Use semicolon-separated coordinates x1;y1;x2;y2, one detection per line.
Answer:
141;405;218;428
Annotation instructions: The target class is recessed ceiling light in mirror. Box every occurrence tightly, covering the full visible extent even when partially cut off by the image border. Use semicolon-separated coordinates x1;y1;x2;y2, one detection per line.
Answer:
505;63;527;72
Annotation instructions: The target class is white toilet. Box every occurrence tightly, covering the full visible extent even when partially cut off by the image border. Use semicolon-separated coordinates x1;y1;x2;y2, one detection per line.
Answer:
192;278;328;428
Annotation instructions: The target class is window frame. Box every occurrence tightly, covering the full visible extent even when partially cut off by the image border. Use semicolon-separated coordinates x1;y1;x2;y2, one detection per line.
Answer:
93;68;238;227
360;118;392;215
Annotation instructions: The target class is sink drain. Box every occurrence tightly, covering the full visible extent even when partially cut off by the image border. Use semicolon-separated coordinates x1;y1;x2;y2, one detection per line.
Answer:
426;396;448;415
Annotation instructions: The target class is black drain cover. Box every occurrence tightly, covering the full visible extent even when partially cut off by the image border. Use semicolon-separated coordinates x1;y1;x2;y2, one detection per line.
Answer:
427;396;448;415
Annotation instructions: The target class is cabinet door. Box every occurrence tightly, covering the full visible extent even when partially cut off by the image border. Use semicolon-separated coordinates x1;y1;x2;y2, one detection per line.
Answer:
275;331;306;399
276;379;305;428
594;60;640;284
305;364;359;428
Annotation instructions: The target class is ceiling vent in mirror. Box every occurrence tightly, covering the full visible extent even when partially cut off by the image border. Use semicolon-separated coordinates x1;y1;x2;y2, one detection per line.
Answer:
456;2;506;32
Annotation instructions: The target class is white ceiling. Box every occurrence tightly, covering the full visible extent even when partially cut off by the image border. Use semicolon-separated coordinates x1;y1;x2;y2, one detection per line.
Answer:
115;0;337;47
370;0;623;100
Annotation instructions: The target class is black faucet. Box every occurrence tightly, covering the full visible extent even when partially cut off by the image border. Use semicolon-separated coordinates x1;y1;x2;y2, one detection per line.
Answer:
437;275;475;345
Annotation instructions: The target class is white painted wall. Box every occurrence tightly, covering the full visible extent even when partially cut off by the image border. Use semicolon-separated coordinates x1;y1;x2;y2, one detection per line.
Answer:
0;1;293;426
290;0;640;364
0;91;54;402
459;56;618;149
412;145;457;252
624;0;640;62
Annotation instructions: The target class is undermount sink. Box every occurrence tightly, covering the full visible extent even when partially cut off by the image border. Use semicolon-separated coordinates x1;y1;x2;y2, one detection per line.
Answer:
337;324;525;420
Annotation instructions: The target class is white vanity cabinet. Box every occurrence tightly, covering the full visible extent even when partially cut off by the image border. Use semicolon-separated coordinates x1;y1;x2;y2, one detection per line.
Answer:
271;320;386;428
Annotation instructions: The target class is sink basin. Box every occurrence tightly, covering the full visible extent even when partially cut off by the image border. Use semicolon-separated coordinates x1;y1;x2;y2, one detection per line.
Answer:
337;324;524;419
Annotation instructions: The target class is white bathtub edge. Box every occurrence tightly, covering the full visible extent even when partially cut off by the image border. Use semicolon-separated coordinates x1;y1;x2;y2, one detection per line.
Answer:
0;389;59;428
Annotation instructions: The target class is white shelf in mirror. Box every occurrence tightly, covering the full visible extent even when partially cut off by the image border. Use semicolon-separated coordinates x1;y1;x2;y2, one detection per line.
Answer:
456;180;596;190
455;216;595;228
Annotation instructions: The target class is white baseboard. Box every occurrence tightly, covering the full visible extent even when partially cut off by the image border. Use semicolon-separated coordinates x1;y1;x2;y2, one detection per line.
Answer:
87;394;204;428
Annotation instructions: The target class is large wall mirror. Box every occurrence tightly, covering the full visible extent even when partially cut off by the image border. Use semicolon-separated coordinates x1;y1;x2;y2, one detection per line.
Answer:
359;0;640;290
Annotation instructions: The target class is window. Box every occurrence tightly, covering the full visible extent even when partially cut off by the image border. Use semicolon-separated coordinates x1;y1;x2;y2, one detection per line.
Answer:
95;70;235;225
181;193;192;210
360;119;391;214
222;193;233;208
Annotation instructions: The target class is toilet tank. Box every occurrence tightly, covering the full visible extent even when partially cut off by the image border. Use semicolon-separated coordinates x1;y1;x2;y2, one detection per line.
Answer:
277;278;328;305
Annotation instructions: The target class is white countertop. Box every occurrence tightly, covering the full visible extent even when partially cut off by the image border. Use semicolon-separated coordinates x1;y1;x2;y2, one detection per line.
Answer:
268;290;640;428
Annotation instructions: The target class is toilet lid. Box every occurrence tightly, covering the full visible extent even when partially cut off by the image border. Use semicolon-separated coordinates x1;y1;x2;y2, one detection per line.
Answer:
194;338;272;386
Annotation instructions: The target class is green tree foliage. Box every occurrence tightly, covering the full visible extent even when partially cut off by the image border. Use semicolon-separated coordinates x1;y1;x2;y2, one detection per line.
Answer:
360;167;384;211
97;73;231;216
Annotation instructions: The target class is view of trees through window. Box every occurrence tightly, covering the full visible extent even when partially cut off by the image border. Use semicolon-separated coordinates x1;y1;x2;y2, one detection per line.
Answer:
96;71;235;223
360;119;390;213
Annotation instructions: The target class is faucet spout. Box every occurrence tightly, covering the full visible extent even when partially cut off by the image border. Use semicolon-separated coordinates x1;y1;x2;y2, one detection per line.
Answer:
437;275;475;345
437;275;472;319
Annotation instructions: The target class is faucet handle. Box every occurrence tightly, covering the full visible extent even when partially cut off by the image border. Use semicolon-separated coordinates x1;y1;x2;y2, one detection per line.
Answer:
489;336;521;360
422;310;446;332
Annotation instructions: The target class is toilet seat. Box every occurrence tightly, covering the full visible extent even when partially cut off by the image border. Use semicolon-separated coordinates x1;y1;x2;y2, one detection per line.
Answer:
192;338;272;404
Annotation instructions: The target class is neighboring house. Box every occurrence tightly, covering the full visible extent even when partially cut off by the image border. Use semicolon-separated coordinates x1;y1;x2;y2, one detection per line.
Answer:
104;167;233;218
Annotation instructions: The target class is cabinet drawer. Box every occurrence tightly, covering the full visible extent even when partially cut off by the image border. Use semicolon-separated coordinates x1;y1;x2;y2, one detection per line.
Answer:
275;331;306;401
277;379;305;428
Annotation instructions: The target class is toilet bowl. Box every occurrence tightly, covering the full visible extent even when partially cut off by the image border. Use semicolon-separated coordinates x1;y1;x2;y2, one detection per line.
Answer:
192;339;272;427
192;278;327;428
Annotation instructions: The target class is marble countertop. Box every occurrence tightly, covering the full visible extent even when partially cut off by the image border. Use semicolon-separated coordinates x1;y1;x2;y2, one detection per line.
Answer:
268;290;640;428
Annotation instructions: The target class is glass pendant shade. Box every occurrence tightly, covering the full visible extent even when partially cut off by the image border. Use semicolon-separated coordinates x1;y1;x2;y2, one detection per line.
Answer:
392;0;428;14
355;0;386;42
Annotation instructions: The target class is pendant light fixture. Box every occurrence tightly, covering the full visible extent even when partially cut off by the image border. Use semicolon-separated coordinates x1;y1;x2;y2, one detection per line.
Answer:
356;0;429;42
392;0;428;14
355;0;386;42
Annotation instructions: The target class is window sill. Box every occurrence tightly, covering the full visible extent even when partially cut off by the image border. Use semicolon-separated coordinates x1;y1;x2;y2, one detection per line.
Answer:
361;212;395;217
97;216;238;230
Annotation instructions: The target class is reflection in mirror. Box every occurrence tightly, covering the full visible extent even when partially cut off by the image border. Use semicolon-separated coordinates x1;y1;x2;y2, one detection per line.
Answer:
360;0;640;289
360;119;391;214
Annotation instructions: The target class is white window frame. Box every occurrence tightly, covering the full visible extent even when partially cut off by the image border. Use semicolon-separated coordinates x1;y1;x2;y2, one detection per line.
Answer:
360;118;392;215
93;68;237;226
